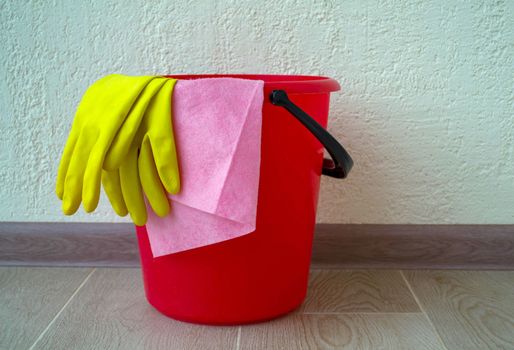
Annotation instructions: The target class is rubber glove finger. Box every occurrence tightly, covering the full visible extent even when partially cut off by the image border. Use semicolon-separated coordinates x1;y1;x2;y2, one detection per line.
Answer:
120;145;147;226
62;130;97;215
139;137;170;217
147;80;181;194
56;131;78;200
149;135;180;195
101;169;128;216
103;78;168;171
82;139;108;213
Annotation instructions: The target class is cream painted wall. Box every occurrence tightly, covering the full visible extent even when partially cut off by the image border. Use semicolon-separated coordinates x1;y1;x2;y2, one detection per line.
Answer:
0;0;513;223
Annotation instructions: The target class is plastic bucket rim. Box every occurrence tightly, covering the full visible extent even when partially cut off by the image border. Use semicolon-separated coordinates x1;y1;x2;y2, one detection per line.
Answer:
163;74;341;95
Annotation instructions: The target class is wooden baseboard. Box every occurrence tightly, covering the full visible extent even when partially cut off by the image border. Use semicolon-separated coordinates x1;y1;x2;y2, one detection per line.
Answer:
312;224;514;270
0;223;139;267
1;223;513;269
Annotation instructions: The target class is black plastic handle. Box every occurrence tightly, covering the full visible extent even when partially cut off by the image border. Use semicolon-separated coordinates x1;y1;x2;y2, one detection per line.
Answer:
270;90;353;179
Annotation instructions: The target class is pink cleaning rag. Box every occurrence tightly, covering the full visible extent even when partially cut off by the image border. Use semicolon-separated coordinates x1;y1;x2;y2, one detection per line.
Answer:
145;78;264;257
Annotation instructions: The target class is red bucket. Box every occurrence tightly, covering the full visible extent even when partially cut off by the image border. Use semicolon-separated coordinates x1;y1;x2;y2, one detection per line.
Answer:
136;74;353;325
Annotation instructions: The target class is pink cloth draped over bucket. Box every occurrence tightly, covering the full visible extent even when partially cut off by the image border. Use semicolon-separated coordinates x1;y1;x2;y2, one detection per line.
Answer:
145;78;264;257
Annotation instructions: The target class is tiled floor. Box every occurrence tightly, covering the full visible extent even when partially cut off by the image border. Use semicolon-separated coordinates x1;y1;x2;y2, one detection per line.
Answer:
1;268;513;350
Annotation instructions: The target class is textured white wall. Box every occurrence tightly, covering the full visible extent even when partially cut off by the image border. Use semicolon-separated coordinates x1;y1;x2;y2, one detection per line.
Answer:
0;0;513;223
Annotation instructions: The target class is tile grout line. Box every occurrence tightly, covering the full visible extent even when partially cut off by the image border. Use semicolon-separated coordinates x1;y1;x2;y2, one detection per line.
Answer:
400;270;449;350
28;268;97;350
236;326;241;350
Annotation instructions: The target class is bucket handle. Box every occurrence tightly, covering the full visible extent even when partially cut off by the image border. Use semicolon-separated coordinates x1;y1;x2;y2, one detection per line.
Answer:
270;90;353;179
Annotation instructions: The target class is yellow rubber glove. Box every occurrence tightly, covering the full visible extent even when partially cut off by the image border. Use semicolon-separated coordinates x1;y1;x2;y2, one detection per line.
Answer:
56;74;156;215
102;79;180;225
96;77;169;217
103;77;167;171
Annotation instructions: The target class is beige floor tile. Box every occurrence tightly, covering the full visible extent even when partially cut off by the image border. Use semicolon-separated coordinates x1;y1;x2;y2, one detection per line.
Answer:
240;313;443;350
31;268;238;350
301;270;420;313
0;267;93;350
4;267;512;350
404;270;514;350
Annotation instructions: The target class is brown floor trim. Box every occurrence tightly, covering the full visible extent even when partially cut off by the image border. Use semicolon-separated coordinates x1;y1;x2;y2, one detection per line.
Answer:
0;222;139;267
1;223;513;269
312;224;514;270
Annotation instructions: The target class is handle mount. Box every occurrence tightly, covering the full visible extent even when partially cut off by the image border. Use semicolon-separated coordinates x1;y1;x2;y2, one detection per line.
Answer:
270;90;353;179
